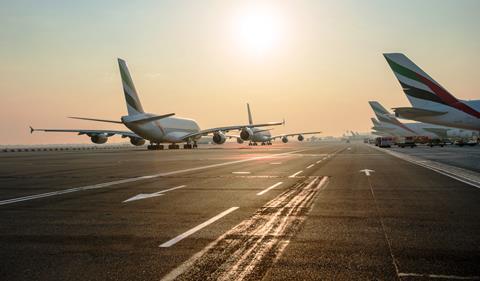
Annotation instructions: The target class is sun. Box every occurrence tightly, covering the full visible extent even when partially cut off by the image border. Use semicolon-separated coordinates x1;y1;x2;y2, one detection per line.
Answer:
233;6;284;55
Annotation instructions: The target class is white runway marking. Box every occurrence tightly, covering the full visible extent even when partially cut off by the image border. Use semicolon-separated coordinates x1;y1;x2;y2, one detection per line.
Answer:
161;176;329;280
316;160;322;164
159;207;239;248
257;182;283;196
232;171;251;175
123;185;186;203
0;149;307;206
270;162;282;165
374;146;480;189
306;164;314;169
288;170;303;178
398;272;480;280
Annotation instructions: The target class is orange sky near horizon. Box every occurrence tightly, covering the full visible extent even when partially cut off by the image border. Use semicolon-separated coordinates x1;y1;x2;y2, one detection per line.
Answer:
1;0;479;145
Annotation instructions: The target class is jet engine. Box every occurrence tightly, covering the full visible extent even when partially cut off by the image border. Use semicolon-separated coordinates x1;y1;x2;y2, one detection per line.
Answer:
236;137;244;144
282;136;289;143
90;134;108;144
240;127;253;141
297;134;304;141
129;137;146;146
213;132;226;144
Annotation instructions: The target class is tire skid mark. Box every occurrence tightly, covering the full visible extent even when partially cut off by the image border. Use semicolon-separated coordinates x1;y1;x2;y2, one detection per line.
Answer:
163;176;329;281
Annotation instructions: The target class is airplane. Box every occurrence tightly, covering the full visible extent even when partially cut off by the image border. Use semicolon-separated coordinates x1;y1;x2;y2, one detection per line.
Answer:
369;101;477;139
231;103;321;146
30;59;283;150
383;53;480;132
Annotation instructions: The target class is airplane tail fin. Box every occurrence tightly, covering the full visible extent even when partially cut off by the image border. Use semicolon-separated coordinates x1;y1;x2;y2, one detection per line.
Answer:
118;58;144;116
383;53;458;107
247;103;253;125
368;101;390;117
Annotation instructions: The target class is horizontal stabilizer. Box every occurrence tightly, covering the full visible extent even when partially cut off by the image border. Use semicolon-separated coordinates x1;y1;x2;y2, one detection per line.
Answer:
393;107;447;119
69;117;123;124
127;113;175;123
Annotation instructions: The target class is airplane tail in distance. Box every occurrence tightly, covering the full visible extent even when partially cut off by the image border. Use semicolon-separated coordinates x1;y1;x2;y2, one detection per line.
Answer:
118;58;144;116
247;103;253;125
383;53;459;107
369;101;390;117
371;118;380;126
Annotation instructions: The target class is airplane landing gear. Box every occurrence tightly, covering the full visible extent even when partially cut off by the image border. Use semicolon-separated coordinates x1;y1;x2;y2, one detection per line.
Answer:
267;141;272;145
193;141;198;148
168;144;180;149
183;144;193;149
261;142;266;146
147;143;164;150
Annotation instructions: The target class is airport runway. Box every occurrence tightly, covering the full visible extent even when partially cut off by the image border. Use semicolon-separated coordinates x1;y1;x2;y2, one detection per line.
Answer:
0;142;479;281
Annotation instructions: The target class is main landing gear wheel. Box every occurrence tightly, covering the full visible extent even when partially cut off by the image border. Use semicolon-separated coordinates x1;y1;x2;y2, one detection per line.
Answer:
168;144;180;149
193;141;198;148
147;144;164;150
183;144;193;149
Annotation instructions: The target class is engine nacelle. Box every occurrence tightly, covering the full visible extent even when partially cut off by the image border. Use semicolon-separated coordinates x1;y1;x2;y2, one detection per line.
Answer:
212;132;226;144
236;137;244;144
297;134;304;141
90;135;108;144
240;127;253;141
129;137;146;146
282;136;289;143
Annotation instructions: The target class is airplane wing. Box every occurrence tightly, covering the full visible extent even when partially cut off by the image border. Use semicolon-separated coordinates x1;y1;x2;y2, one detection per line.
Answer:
181;121;283;140
393;107;447;119
30;127;140;138
270;131;321;140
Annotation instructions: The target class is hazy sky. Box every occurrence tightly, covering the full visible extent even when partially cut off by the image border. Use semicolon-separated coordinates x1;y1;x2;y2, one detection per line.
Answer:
1;0;479;144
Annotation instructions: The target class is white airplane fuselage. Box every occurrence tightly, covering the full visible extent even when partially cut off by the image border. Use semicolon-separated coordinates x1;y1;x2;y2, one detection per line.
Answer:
404;96;480;131
122;114;201;143
250;127;272;143
374;118;477;139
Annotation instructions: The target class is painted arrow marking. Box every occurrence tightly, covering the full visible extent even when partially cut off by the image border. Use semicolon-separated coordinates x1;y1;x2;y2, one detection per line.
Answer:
359;169;375;176
123;185;186;203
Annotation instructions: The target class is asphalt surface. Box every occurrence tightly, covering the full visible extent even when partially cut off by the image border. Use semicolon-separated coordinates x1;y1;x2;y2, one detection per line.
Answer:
0;142;479;281
389;144;480;173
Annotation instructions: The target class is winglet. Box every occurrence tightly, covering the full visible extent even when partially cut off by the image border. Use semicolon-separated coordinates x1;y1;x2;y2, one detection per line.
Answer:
282;118;286;126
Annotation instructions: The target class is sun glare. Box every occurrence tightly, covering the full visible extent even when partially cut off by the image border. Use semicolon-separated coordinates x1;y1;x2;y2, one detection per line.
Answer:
233;6;284;55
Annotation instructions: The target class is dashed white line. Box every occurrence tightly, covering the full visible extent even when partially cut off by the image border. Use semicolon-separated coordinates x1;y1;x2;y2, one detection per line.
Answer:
123;185;187;203
159;207;239;248
288;170;303;178
306;164;315;169
0;149;308;206
257;182;283;196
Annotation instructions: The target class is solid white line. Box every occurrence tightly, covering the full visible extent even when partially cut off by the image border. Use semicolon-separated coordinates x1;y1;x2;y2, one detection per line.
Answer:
270;162;282;165
257;182;283;196
0;149;308;206
398;272;480;280
375;146;480;189
288;170;303;178
159;207;239;248
316;160;322;164
232;172;250;174
306;164;314;169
